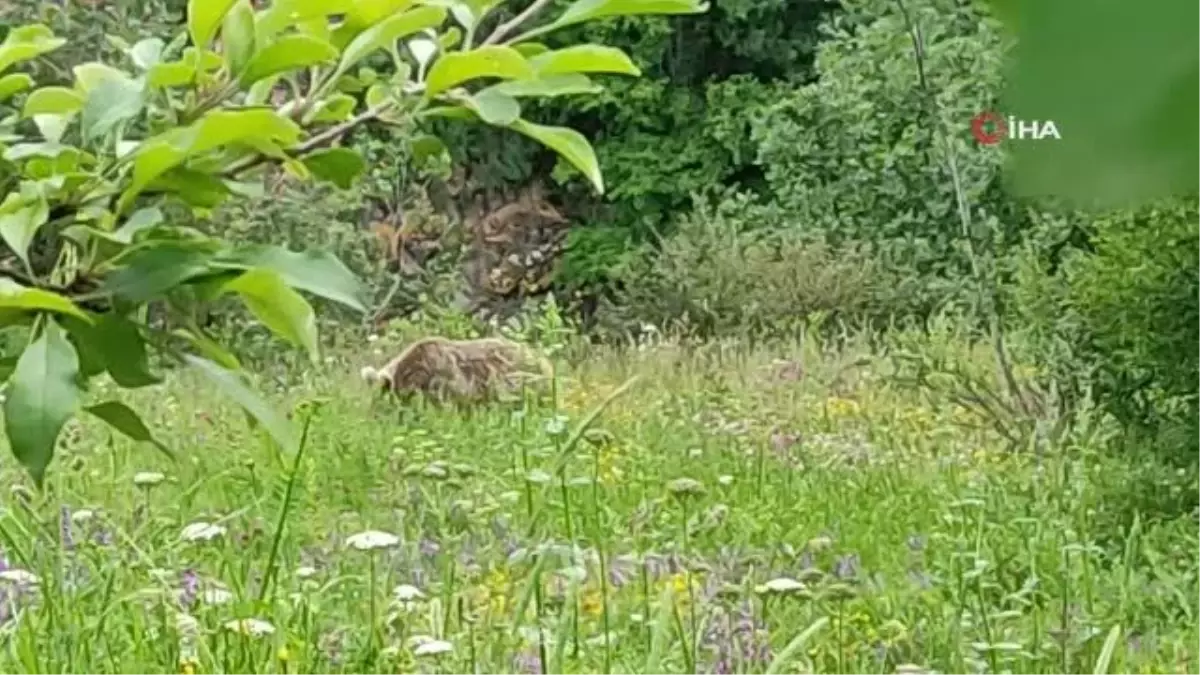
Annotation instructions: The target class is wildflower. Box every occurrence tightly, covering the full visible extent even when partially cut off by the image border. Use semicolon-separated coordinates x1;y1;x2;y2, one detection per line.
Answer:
133;471;165;487
180;522;226;542
393;584;424;601
826;397;860;417
202;587;234;605
834;553;860;580
756;577;805;594
224;618;276;637
71;509;95;524
666;477;705;497
179;569;199;608
179;657;198;674
0;569;40;585
806;535;833;552
414;640;453;656
346;530;400;551
409;635;453;656
296;565;319;579
581;588;603;617
717;475;734;486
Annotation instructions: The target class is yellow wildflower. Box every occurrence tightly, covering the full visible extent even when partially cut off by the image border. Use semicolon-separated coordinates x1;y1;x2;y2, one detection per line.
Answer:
179;658;198;675
826;397;860;418
581;588;604;617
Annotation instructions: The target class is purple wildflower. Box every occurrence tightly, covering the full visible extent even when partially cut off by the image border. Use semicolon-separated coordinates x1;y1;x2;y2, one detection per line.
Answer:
834;553;860;580
179;569;199;609
419;539;441;558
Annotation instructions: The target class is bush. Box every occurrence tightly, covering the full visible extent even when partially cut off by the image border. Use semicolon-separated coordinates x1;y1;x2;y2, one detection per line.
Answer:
1012;199;1200;459
606;199;908;340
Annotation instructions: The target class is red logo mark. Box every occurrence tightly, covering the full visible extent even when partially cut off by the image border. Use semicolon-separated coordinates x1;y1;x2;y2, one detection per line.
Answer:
971;111;1007;145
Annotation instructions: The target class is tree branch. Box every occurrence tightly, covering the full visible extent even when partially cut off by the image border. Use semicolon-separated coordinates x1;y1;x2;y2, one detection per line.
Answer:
223;100;397;177
481;0;555;46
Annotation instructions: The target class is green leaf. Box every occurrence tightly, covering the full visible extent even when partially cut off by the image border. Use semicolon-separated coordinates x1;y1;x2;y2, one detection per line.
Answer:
147;61;196;88
32;114;70;143
255;0;356;44
72;62;133;94
120;109;303;212
335;5;447;81
62;314;160;388
222;0;258;77
0;73;34;102
426;46;534;97
464;87;520;125
183;354;298;453
210;244;369;312
128;38;166;71
188;0;239;50
84;401;172;458
331;0;421;47
112;207;165;244
238;34;338;87
998;0;1199;208
512;42;549;58
410;133;448;164
0;278;91;322
508;118;603;194
309;93;356;122
302;147;366;189
548;0;708;30
528;45;640;77
146;168;231;209
22;87;84;117
80;73;146;143
223;268;320;361
486;73;601;98
172;327;241;370
0;24;67;75
100;244;216;302
0;194;49;270
3;320;82;488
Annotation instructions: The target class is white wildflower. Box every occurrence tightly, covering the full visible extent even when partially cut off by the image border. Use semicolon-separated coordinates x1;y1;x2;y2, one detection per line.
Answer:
346;530;400;551
412;639;453;656
70;509;96;523
717;474;734;486
393;584;425;601
0;569;39;585
180;521;227;542
296;565;319;579
133;471;165;487
224;618;276;637
756;577;805;594
202;588;234;605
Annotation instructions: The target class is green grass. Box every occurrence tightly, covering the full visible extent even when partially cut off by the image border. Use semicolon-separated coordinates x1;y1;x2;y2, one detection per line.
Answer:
0;335;1196;674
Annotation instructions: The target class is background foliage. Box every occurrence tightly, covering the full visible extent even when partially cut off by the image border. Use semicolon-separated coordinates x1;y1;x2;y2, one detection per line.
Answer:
3;0;1197;464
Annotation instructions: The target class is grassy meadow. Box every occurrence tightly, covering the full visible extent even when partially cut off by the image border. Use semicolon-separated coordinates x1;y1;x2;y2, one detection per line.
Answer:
0;332;1196;674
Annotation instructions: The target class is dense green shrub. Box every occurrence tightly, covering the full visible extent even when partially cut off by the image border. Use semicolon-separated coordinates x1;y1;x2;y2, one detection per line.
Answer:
1013;200;1200;455
605;199;909;340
